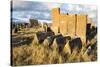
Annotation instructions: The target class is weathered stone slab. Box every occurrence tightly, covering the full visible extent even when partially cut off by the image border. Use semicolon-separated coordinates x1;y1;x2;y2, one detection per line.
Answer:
55;34;71;52
34;32;54;44
69;37;82;53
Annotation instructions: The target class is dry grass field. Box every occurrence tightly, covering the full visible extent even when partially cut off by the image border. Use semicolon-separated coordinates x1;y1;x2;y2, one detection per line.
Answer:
11;26;97;66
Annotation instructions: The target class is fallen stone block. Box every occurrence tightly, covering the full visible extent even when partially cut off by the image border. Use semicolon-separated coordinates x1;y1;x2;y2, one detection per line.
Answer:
69;37;82;53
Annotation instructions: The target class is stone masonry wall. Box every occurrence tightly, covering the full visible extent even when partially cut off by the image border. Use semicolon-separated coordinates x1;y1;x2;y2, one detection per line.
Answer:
76;14;87;44
59;13;68;36
51;8;87;44
51;8;60;35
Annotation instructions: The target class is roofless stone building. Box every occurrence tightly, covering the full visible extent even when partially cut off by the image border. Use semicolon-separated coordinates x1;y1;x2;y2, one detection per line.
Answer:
51;8;87;44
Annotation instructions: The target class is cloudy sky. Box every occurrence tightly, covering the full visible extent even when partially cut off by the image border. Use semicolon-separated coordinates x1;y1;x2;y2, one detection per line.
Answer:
12;1;97;24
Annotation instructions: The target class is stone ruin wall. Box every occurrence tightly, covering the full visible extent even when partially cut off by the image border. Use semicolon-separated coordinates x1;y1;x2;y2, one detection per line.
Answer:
59;13;68;36
76;14;87;45
67;14;76;37
51;8;60;35
51;8;87;44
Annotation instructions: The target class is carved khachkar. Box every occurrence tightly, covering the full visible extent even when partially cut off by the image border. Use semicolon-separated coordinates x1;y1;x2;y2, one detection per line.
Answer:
51;8;60;35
